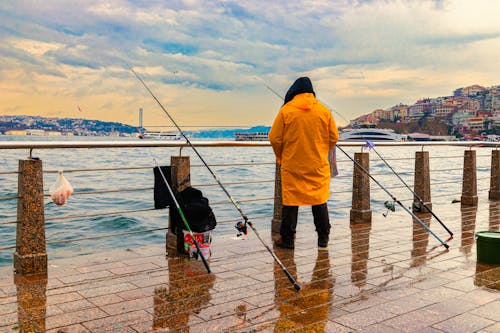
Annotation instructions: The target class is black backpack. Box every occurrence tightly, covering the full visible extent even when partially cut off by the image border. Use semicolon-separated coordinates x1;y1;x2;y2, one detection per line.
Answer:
176;186;217;233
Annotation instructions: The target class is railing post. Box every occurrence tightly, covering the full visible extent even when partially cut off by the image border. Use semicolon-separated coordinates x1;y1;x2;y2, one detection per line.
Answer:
350;152;371;224
14;159;47;274
489;150;500;200
271;163;282;241
414;151;432;212
166;156;191;254
461;150;478;206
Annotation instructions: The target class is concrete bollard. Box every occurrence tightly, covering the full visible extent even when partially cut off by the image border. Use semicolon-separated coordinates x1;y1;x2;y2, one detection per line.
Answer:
461;150;478;206
14;159;47;274
414;151;432;213
166;156;191;254
350;152;372;224
489;150;500;200
271;163;282;241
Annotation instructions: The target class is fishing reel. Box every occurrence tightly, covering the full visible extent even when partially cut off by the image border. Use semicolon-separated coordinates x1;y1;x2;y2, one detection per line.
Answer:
383;200;396;217
235;221;248;237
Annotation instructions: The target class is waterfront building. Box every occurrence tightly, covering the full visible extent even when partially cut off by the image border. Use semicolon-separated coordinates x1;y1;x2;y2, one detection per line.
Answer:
461;84;487;96
435;100;457;117
408;104;424;120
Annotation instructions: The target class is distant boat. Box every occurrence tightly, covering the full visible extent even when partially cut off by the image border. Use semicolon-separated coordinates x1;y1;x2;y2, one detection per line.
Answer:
142;131;183;140
234;132;269;141
339;128;406;141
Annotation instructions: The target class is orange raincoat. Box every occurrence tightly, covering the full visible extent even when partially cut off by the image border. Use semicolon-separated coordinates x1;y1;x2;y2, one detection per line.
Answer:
269;93;338;206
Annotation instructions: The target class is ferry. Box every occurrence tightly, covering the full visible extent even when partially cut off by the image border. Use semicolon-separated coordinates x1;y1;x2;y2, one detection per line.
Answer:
339;128;406;141
142;131;183;140
234;132;269;141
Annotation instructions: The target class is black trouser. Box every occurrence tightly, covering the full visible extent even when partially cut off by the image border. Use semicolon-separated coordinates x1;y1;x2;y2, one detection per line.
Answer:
280;203;330;243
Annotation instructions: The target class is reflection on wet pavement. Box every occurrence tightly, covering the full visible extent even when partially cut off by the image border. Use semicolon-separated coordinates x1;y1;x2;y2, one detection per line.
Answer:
272;246;334;332
153;257;215;331
0;200;499;332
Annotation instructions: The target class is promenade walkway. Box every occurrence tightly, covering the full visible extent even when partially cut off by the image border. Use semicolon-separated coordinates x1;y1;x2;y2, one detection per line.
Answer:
0;200;499;332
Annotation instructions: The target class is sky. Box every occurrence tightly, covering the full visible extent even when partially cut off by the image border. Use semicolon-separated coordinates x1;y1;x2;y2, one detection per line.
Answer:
1;0;500;128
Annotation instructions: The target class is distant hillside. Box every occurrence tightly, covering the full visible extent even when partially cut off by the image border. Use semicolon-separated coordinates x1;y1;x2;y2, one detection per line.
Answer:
0;115;140;135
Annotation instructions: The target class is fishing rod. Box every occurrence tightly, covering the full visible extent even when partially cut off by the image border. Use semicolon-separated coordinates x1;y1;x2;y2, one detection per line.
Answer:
130;67;301;292
264;84;450;249
336;145;449;249
153;158;211;273
365;140;453;237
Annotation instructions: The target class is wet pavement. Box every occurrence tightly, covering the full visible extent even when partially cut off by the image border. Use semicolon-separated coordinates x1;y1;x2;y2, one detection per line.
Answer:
0;200;499;332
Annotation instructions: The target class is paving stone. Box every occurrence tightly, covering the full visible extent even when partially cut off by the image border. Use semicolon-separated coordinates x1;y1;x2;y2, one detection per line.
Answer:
383;309;453;332
432;312;495;333
470;300;500;321
334;306;398;330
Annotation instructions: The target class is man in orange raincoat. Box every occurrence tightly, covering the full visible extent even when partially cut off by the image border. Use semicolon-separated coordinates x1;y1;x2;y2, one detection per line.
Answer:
269;77;338;249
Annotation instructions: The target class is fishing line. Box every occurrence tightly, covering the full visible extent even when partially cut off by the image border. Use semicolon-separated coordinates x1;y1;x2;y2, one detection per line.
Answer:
264;84;450;249
130;67;301;292
365;140;453;237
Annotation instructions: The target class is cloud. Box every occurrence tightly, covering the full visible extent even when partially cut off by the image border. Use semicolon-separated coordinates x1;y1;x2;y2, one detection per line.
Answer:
0;0;499;127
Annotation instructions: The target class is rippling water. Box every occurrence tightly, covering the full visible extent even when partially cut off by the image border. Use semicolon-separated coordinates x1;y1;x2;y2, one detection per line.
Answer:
0;136;494;266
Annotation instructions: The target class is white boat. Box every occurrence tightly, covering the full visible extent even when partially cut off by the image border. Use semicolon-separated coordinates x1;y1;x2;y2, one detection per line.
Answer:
142;131;183;140
339;128;406;141
234;132;269;141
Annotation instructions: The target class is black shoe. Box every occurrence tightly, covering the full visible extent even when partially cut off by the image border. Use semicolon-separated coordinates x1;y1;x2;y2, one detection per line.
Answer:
318;237;328;249
274;238;294;249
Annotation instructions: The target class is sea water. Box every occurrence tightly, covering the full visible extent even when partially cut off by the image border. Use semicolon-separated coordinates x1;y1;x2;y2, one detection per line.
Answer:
0;136;493;266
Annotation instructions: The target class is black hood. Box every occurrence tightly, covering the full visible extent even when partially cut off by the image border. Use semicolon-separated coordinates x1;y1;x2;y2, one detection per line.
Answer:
284;77;315;105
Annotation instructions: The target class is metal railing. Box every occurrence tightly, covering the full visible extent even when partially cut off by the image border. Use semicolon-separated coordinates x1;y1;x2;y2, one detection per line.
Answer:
0;140;497;267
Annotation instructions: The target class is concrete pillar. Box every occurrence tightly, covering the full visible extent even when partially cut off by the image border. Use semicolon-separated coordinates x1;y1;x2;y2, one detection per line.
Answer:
166;156;191;255
414;151;432;212
14;159;47;274
350;152;372;224
461;150;478;206
271;163;282;241
489;150;500;200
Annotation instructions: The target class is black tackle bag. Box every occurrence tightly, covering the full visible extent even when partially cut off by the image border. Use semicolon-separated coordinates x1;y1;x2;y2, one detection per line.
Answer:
153;166;173;209
176;186;217;233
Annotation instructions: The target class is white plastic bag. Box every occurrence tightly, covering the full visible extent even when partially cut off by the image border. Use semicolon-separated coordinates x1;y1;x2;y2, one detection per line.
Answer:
49;170;73;206
328;146;339;178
